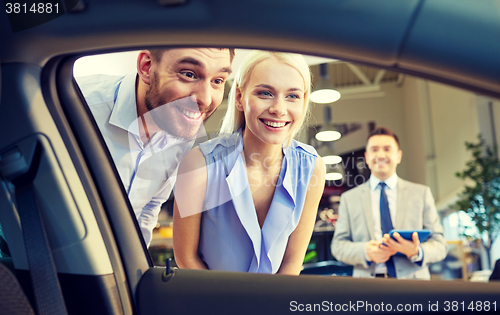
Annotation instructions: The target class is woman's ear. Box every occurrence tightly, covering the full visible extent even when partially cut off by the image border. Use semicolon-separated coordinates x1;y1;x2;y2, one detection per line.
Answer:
137;50;153;85
235;87;244;111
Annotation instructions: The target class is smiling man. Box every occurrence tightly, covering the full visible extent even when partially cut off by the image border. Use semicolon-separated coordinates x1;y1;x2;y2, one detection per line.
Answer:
77;48;233;246
331;127;447;279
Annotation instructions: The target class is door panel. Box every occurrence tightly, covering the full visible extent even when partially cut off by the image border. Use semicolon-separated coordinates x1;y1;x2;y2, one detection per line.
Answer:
0;62;131;314
136;267;500;314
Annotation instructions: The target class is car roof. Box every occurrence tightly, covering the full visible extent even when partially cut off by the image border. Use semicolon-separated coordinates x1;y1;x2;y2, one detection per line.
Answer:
1;0;500;98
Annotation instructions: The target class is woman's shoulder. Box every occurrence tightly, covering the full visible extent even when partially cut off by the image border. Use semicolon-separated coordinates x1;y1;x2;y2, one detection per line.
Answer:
287;140;325;178
178;146;206;175
198;132;242;157
287;139;318;157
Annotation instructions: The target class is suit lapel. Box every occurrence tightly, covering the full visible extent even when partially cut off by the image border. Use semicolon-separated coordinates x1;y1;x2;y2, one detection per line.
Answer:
361;182;376;240
395;178;408;229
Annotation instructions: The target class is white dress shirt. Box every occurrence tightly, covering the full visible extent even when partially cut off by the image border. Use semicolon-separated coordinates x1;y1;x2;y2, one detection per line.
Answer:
368;173;397;274
369;173;398;242
77;72;194;246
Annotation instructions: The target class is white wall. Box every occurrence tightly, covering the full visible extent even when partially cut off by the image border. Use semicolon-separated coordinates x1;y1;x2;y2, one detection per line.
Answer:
401;77;431;188
428;81;480;207
73;51;139;78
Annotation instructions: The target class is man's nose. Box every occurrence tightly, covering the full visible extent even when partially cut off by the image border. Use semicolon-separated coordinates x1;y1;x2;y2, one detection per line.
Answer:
192;81;212;111
268;98;287;116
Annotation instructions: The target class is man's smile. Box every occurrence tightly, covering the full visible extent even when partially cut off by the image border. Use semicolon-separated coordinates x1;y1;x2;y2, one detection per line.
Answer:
177;106;203;121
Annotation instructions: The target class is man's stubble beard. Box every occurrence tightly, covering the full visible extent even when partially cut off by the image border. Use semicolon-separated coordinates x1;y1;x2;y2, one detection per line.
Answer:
144;72;212;141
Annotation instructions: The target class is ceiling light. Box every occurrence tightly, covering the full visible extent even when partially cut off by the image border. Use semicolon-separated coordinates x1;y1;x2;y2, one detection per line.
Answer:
322;155;342;164
315;106;341;142
316;130;341;142
310;63;341;104
310;89;341;104
325;172;343;181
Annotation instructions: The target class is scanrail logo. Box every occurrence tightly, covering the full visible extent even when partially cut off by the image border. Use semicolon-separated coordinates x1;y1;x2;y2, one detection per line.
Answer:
4;0;80;32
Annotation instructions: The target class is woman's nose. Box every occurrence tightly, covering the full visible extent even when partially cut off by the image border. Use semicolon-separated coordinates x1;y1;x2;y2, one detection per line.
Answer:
268;98;287;116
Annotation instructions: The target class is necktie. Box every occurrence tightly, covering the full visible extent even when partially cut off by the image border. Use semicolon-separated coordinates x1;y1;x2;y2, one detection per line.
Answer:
379;182;396;277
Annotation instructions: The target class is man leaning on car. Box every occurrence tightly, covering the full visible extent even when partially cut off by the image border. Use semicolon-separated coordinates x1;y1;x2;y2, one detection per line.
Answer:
331;127;447;279
77;48;234;246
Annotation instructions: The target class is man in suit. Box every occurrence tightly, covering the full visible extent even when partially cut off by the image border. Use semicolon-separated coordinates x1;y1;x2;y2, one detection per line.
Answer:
331;127;447;279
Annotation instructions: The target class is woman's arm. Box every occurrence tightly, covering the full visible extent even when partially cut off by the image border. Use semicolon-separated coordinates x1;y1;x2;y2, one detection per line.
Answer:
172;147;208;270
277;157;326;275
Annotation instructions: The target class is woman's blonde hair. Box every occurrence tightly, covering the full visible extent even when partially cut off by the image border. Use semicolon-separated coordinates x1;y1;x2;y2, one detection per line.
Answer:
219;50;312;146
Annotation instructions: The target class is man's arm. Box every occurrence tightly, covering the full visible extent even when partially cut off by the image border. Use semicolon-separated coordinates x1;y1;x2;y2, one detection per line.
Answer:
137;197;164;247
136;160;179;247
420;186;448;264
331;193;372;267
381;231;420;260
382;186;447;265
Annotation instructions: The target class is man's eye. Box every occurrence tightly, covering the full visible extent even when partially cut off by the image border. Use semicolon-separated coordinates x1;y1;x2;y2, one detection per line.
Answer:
181;71;196;79
213;78;225;85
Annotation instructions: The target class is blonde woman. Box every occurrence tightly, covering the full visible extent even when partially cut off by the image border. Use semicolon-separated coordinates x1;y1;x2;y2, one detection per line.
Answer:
173;50;325;275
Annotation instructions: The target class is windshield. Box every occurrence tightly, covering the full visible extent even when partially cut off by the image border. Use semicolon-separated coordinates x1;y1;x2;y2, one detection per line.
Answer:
73;48;500;283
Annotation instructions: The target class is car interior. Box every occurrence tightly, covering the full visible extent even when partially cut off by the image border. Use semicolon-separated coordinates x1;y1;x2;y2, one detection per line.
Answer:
2;0;500;314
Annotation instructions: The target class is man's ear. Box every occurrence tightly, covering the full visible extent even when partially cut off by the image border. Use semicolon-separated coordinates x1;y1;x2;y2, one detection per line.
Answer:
397;149;403;164
235;87;244;111
137;50;153;85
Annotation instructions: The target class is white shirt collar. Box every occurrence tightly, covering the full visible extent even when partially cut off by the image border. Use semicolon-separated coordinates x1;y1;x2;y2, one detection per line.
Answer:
369;172;398;191
109;72;139;132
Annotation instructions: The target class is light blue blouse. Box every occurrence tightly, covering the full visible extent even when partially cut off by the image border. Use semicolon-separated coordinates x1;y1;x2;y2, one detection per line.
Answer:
197;132;318;273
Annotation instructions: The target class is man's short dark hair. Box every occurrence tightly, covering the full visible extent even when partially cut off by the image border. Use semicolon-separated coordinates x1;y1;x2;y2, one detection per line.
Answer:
149;48;236;63
367;127;400;149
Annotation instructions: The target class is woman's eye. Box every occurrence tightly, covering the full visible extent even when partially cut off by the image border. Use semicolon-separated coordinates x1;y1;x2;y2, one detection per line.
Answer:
287;94;300;100
257;91;273;97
